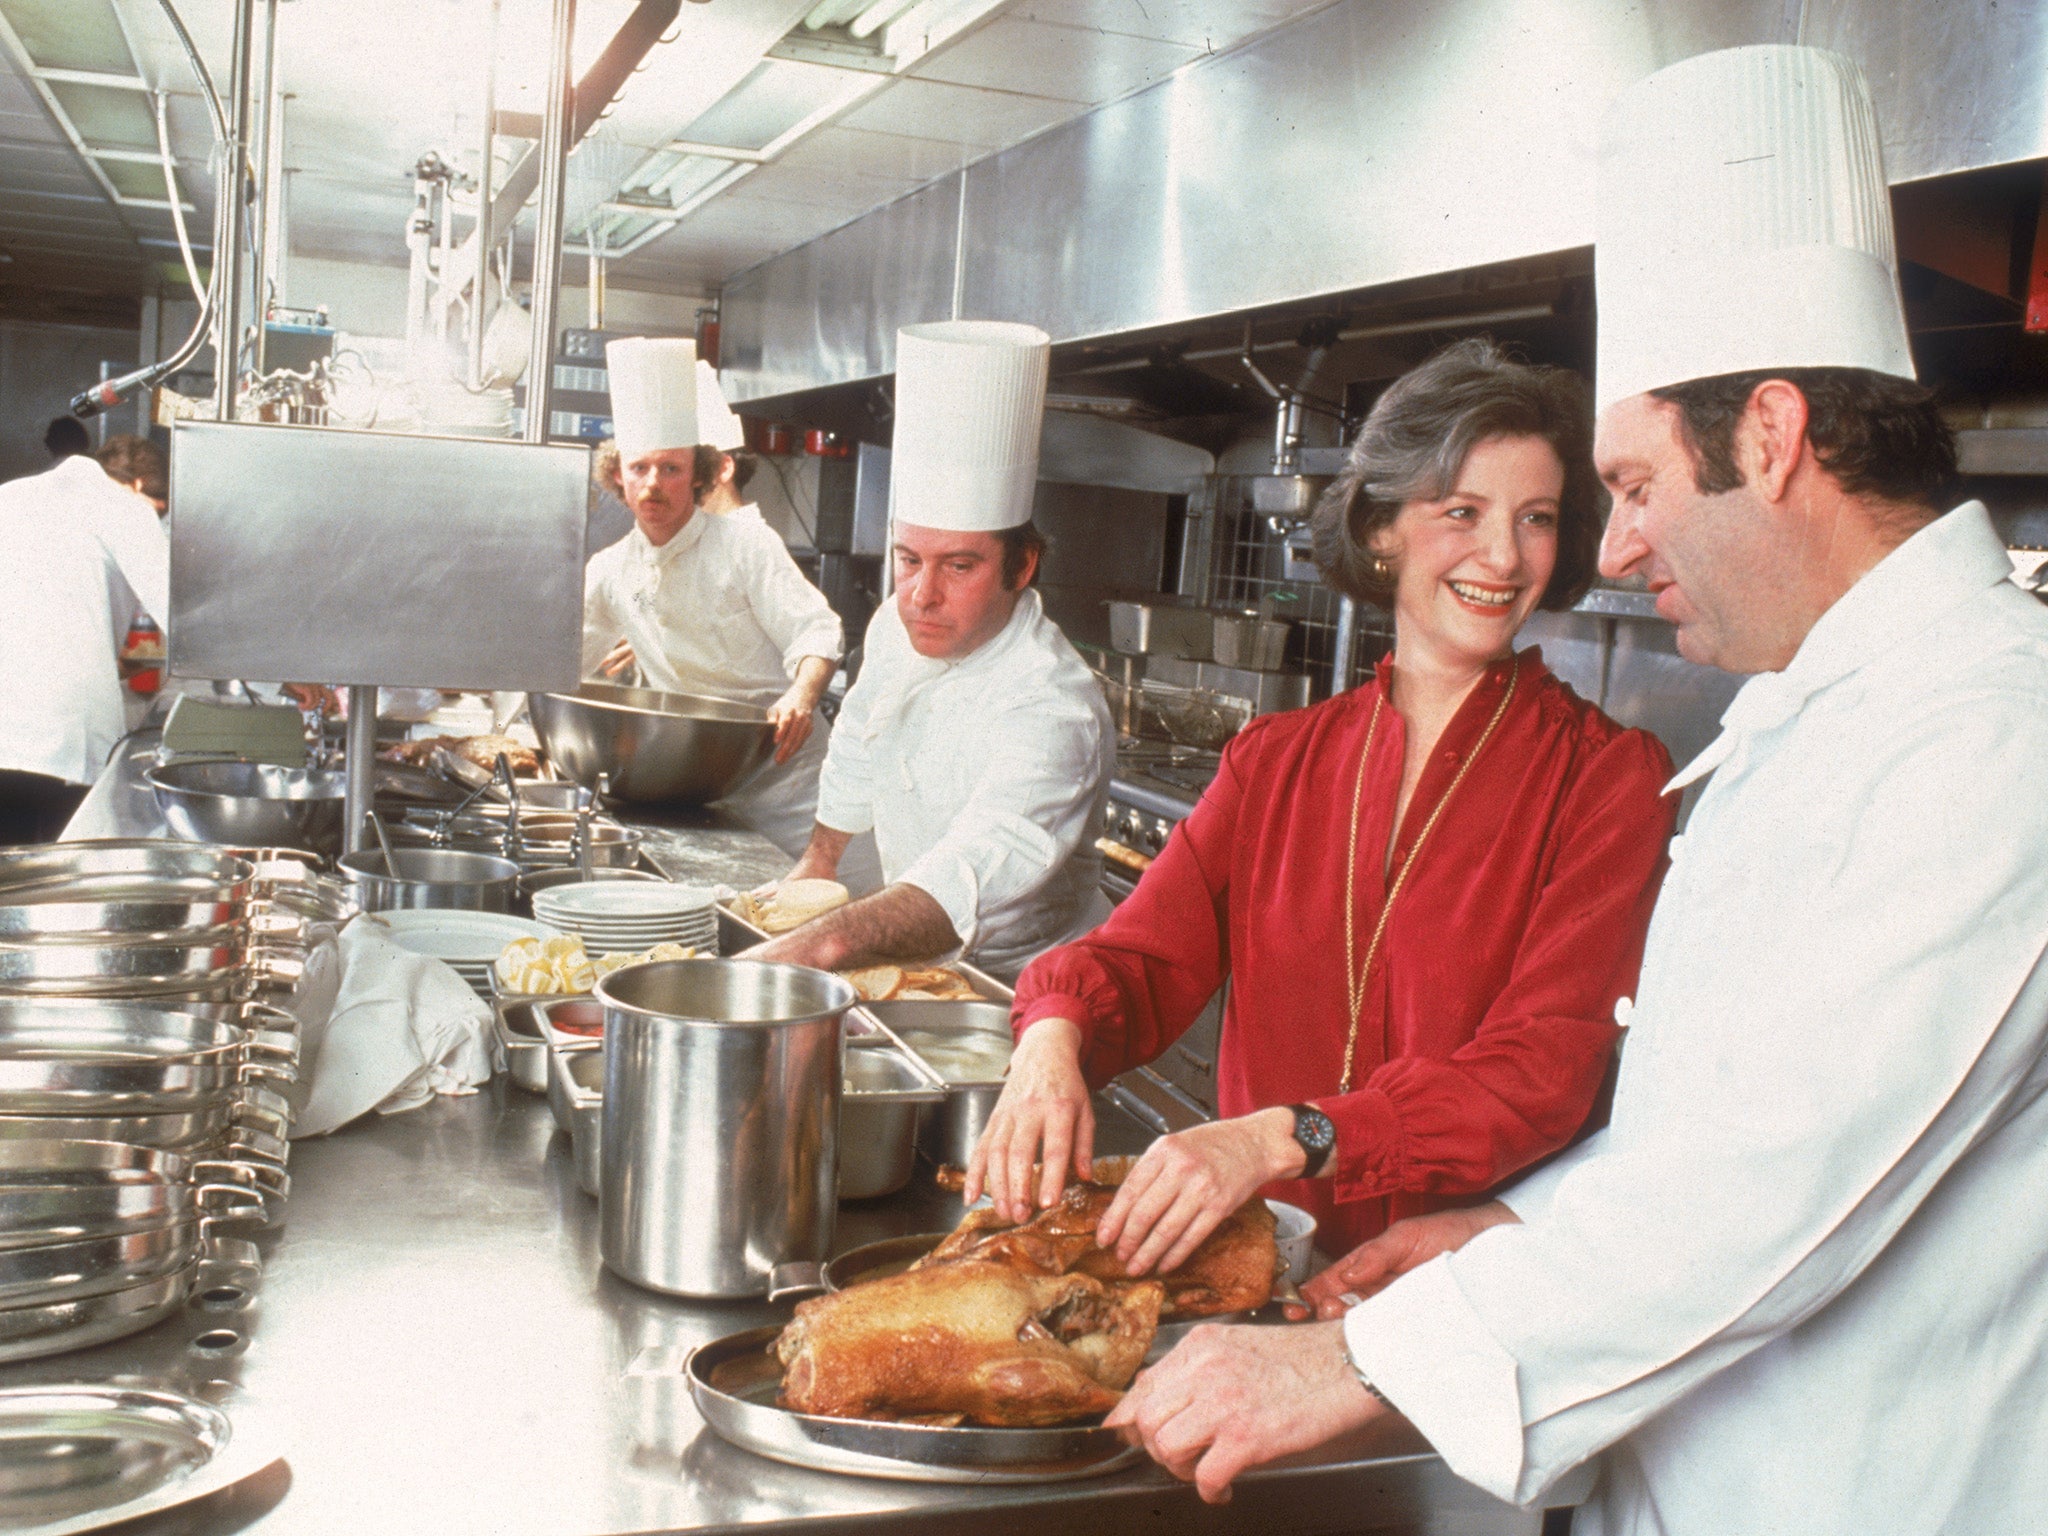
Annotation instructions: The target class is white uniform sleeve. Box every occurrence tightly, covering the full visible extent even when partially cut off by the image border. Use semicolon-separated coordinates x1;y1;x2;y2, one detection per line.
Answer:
736;522;842;677
813;659;875;836
581;549;620;679
895;699;1104;952
93;486;168;625
1346;692;2048;1505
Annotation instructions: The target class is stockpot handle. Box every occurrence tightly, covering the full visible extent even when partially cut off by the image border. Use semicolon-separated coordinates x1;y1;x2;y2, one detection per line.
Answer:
767;1262;827;1303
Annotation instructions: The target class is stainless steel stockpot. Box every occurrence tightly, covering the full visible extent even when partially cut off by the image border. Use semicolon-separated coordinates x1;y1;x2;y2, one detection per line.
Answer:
337;848;518;913
595;959;855;1298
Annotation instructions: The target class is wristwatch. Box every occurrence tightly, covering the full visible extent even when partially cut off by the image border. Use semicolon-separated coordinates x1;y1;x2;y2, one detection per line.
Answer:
1287;1103;1337;1178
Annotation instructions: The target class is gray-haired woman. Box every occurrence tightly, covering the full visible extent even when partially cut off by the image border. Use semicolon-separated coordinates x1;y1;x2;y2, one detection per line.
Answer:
971;338;1679;1292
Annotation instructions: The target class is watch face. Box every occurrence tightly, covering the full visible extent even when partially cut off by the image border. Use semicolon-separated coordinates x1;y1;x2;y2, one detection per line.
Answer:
1296;1106;1335;1154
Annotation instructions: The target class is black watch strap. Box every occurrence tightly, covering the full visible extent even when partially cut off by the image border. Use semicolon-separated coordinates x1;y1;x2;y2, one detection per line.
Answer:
1288;1103;1337;1178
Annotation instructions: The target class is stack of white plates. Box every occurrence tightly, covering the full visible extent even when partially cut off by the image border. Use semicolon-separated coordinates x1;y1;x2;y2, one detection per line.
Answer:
376;911;560;996
529;881;717;955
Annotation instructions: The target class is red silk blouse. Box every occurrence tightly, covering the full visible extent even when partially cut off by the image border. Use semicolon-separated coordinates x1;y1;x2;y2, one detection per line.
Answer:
1013;648;1678;1255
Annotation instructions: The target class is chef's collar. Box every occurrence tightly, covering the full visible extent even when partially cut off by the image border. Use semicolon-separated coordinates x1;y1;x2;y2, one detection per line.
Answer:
1667;501;2007;793
627;508;707;568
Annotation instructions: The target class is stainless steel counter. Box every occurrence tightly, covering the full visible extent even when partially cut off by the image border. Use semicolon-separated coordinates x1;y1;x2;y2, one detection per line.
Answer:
47;733;1556;1535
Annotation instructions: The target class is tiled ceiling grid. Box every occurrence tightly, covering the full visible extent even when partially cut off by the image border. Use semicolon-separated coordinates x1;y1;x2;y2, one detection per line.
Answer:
0;0;1340;308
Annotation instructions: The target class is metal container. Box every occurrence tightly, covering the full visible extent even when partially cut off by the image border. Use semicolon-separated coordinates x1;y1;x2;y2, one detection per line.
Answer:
1106;599;1211;660
545;1037;599;1136
595;959;854;1298
338;848;518;913
492;1000;549;1093
528;683;777;806
1210;611;1290;671
563;1048;605;1198
145;761;348;856
860;1001;1015;1168
838;1042;943;1201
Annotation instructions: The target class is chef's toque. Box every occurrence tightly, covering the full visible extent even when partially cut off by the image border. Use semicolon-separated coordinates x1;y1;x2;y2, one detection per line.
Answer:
890;320;1050;532
1595;45;1914;413
606;337;698;459
697;360;746;452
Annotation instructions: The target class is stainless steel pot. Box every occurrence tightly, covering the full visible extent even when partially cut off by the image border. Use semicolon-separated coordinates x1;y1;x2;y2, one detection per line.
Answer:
146;761;347;856
0;842;253;900
529;684;777;806
338;848;518;913
0;1002;294;1113
596;959;854;1297
0;934;249;1001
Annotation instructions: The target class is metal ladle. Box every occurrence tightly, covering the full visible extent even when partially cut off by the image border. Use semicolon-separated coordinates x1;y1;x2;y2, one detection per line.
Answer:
366;809;399;878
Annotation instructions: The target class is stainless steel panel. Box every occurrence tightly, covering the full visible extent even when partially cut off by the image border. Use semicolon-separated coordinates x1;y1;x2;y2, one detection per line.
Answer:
718;171;961;403
722;0;2048;400
168;422;588;691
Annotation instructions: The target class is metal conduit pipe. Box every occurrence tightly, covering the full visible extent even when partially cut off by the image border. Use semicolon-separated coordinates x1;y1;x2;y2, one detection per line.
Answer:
1063;303;1556;379
69;0;230;418
522;0;577;446
212;0;258;422
470;0;500;390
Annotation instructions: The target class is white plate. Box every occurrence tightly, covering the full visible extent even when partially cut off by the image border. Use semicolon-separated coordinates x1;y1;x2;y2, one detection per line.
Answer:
375;910;559;964
535;883;715;919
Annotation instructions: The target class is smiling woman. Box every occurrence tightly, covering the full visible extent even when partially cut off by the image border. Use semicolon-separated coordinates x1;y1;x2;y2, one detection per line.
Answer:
980;337;1679;1284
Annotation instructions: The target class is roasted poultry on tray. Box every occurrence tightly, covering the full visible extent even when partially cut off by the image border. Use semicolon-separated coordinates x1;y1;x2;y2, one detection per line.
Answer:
773;1158;1280;1427
777;1263;1163;1427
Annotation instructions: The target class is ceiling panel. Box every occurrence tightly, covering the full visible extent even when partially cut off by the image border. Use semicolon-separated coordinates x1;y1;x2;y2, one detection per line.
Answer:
1012;0;1335;49
908;16;1202;104
839;76;1079;149
771;123;971;187
728;158;918;214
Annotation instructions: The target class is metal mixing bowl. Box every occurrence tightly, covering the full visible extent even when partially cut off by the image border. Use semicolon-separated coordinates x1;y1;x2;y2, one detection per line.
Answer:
145;761;346;856
527;684;776;806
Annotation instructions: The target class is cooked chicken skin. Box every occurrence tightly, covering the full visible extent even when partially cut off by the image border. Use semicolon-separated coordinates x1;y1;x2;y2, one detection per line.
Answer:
777;1261;1163;1427
928;1163;1279;1317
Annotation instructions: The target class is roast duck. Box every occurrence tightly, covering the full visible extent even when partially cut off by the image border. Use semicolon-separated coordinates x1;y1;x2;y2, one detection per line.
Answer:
774;1157;1279;1427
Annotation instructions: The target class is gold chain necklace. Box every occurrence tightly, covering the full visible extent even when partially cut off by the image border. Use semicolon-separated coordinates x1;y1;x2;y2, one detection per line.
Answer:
1338;658;1520;1093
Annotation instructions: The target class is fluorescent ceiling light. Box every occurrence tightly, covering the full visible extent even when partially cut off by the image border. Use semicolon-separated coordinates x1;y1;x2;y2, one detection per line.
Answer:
880;0;1009;65
847;0;922;41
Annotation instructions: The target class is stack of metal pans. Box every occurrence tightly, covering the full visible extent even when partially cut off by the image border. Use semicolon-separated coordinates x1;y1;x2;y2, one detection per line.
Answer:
0;1139;264;1362
0;841;258;1004
0;999;295;1227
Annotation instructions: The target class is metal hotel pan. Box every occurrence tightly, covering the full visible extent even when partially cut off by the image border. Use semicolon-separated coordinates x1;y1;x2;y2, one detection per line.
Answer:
688;1325;1142;1483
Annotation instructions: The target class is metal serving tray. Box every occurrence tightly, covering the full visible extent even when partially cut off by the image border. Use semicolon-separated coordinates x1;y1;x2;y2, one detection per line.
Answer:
687;1324;1142;1484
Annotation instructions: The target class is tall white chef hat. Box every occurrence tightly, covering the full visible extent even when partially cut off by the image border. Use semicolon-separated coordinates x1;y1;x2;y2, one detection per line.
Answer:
890;320;1050;532
1595;45;1914;414
605;336;698;459
696;360;746;453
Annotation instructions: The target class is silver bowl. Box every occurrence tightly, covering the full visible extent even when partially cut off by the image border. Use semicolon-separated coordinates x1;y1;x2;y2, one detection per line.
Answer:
527;684;776;807
145;761;346;856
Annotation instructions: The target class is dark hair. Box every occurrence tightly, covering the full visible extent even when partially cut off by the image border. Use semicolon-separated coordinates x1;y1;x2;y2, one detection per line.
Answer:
593;440;721;499
43;416;89;459
728;449;759;495
1649;367;1958;520
997;522;1046;590
96;435;167;502
1311;338;1601;610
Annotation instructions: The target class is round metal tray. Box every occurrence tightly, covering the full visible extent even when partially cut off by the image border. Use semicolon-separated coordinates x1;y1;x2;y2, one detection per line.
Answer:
687;1325;1143;1484
0;1381;281;1535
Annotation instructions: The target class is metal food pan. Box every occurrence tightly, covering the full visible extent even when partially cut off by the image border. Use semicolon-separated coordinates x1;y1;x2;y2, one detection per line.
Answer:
492;1000;550;1094
714;904;1014;1005
687;1325;1141;1483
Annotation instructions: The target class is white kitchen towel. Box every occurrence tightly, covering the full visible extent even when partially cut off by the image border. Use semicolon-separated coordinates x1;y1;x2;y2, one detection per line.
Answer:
291;917;497;1138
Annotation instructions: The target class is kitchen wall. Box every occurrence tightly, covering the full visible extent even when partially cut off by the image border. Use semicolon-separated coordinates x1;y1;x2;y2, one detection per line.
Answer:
0;318;138;485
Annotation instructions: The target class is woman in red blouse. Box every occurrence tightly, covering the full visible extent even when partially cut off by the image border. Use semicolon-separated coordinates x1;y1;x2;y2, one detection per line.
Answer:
965;339;1677;1279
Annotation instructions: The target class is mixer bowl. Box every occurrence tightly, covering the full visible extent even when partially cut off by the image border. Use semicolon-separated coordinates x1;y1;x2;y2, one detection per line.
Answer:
527;684;776;807
145;761;346;855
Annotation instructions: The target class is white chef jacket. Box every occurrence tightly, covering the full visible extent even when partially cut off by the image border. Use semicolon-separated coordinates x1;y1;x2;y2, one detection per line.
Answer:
1345;501;2048;1534
0;456;169;786
582;511;843;855
815;590;1112;980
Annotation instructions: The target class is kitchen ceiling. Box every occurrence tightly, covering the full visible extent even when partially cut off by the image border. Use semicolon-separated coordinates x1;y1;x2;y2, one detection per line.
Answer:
0;0;1338;320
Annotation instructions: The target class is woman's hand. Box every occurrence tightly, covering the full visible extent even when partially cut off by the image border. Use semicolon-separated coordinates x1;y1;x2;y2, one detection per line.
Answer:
598;639;636;680
964;1019;1093;1224
1294;1201;1520;1319
1098;1108;1303;1278
764;686;816;765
